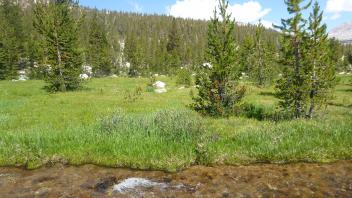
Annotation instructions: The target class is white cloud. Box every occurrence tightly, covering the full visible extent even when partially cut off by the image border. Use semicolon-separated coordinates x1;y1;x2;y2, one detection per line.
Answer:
129;1;143;12
330;13;341;20
260;20;275;29
326;0;352;20
167;0;271;23
326;0;352;13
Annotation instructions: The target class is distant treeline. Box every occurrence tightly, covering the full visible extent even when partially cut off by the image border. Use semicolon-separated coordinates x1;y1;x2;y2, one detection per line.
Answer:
0;0;351;81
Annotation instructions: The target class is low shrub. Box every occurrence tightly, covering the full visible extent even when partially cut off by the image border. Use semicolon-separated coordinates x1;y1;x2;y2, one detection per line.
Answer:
176;69;192;87
241;103;293;121
123;86;143;102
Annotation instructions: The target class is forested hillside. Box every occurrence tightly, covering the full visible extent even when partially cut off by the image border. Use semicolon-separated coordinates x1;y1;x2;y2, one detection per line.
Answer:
0;0;351;81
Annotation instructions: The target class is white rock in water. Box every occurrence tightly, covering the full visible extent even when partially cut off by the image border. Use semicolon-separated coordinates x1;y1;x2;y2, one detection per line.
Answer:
153;81;166;89
113;178;168;194
155;88;167;94
79;74;89;80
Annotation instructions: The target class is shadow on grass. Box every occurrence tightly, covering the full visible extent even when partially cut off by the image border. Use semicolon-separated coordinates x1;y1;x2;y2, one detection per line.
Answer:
259;91;276;97
239;103;293;122
328;102;352;109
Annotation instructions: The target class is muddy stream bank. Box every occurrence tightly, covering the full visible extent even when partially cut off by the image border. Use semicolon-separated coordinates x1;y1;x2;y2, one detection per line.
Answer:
0;161;351;197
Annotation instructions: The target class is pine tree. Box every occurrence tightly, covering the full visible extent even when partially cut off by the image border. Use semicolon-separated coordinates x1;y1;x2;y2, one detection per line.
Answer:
33;0;83;92
306;1;336;118
275;0;312;119
239;35;255;74
88;12;112;76
0;7;6;80
166;18;182;73
0;41;6;80
124;31;143;77
192;0;245;116
0;0;25;80
347;51;352;67
249;22;276;87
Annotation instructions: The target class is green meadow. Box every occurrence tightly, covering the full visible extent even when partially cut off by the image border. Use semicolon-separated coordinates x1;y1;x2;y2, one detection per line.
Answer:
0;76;351;172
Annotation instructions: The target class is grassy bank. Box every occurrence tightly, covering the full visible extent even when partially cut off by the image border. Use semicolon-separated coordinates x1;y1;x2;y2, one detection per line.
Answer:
0;76;351;171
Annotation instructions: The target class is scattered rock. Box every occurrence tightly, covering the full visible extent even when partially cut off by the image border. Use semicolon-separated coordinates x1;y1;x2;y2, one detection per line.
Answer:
95;177;117;193
110;74;118;78
32;176;57;185
153;81;167;93
79;74;89;80
125;62;131;68
34;187;50;197
153;81;166;89
82;65;93;77
155;88;167;94
202;62;212;69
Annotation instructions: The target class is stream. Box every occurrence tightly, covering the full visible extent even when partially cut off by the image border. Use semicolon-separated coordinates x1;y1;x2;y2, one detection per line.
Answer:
0;161;351;197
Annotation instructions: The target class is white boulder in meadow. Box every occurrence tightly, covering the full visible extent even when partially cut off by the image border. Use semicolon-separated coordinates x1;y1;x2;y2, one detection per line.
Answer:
18;75;28;81
82;65;93;76
202;62;212;69
153;81;167;93
17;70;28;81
153;81;166;89
79;74;89;80
155;88;167;93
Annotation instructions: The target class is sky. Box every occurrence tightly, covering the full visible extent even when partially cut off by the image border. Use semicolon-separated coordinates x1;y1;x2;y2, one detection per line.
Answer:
79;0;352;31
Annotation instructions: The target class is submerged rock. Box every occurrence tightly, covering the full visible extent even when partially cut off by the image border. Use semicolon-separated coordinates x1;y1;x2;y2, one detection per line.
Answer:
95;177;117;193
113;178;168;194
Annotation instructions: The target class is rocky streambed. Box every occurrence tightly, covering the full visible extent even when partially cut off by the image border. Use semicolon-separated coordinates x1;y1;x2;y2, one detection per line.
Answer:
0;161;351;197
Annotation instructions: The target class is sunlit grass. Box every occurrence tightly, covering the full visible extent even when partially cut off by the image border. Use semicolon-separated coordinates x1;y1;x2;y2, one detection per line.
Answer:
0;76;351;171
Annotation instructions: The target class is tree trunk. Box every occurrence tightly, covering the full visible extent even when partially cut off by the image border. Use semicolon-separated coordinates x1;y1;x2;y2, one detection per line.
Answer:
307;61;317;119
294;37;303;118
55;32;65;92
258;40;264;87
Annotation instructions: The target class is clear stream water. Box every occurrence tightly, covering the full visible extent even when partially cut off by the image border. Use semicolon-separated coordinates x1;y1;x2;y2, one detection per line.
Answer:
0;161;351;197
